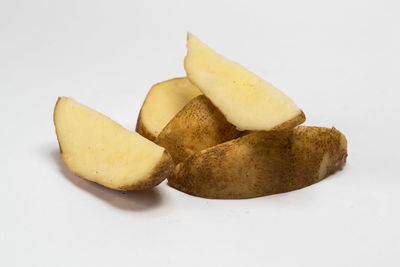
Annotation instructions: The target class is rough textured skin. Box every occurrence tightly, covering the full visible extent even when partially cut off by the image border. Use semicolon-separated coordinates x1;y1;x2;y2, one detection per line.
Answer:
169;126;347;199
155;95;241;163
117;151;174;191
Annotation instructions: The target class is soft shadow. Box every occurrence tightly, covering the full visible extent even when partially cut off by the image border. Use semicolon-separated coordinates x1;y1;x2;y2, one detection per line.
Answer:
50;149;164;211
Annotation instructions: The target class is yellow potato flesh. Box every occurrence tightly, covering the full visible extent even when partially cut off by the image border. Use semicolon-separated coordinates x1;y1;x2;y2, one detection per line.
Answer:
184;33;302;131
54;97;169;190
139;77;201;138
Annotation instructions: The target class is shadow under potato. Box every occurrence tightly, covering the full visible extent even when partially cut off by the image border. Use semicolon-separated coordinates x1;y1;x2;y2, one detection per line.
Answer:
50;149;164;211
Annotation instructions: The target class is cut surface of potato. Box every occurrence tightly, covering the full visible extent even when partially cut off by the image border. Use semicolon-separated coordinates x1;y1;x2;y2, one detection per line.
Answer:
170;126;347;199
184;33;305;131
136;77;202;141
156;95;241;163
54;97;174;191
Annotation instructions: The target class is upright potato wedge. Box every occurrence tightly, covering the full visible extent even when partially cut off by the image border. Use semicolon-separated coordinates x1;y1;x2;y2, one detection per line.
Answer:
184;33;305;131
136;77;202;141
170;126;347;199
156;95;241;163
54;97;174;191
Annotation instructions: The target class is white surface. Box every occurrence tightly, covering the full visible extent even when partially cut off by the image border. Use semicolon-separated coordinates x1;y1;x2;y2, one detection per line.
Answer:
1;0;399;266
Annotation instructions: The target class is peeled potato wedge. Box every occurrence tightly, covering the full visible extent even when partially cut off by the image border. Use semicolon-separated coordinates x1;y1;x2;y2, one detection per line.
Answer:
156;95;241;163
184;33;305;131
169;126;347;199
136;77;202;141
54;97;174;191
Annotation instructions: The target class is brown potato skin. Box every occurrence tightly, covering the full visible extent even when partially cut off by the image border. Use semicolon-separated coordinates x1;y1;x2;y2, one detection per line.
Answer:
273;110;306;130
169;126;347;199
155;95;241;163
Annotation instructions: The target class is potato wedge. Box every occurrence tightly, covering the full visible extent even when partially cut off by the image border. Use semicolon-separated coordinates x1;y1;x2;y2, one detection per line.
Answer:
156;95;241;163
136;77;202;141
155;94;303;163
184;33;305;131
170;126;347;199
54;97;174;191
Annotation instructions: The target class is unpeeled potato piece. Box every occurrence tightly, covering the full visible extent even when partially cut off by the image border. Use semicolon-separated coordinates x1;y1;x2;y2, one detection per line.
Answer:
155;94;305;164
136;77;202;141
54;97;174;191
170;126;347;199
156;95;241;163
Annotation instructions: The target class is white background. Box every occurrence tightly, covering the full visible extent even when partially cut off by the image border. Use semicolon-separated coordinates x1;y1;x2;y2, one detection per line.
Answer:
1;0;399;266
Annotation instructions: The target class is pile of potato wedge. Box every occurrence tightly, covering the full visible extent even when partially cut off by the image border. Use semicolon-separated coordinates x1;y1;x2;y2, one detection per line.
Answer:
54;33;347;199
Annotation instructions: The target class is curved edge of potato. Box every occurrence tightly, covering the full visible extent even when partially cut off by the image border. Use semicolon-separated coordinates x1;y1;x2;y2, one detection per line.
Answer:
136;109;157;141
58;144;174;192
117;150;174;191
135;77;200;141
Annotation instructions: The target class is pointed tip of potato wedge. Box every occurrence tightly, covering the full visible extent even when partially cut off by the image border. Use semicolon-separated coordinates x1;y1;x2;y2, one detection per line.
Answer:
54;97;174;191
272;110;306;130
